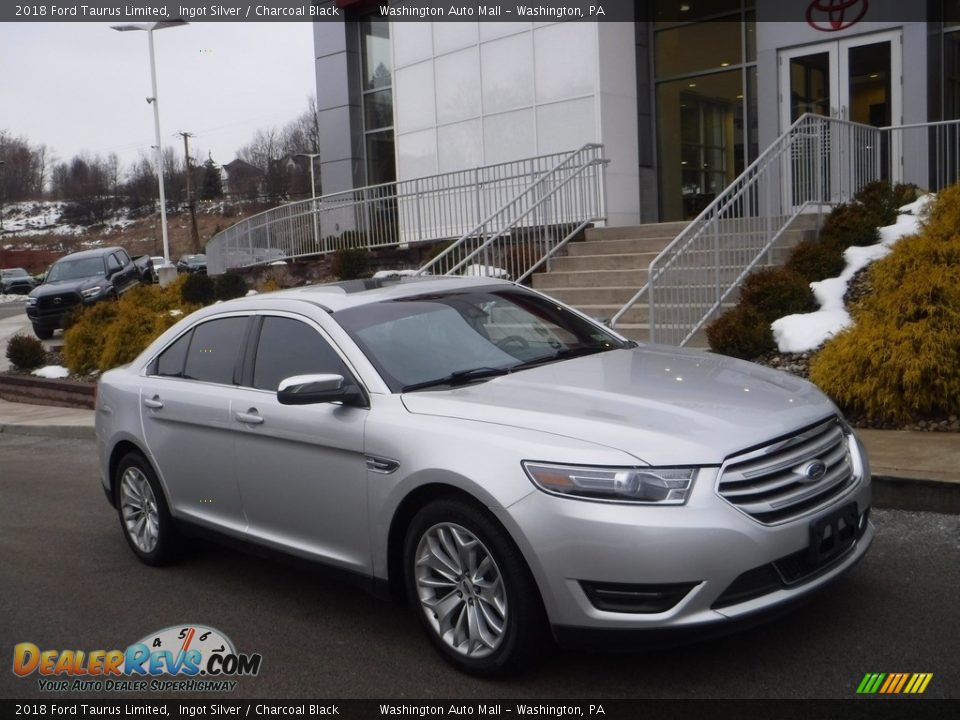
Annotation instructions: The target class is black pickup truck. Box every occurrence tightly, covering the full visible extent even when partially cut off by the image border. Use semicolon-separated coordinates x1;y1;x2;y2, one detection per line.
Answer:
26;247;153;339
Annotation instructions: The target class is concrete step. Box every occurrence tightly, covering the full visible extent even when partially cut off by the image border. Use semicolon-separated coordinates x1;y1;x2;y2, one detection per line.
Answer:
537;286;641;305
611;323;710;348
586;221;689;241
567;237;677;256
533;268;649;290
575;302;738;326
549;252;658;272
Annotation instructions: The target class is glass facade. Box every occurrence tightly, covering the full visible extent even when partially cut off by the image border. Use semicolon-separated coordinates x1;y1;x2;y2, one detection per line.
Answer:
360;19;395;185
654;1;757;221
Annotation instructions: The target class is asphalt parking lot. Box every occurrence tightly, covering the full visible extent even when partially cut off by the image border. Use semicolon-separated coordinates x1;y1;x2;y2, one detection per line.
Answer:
0;433;957;700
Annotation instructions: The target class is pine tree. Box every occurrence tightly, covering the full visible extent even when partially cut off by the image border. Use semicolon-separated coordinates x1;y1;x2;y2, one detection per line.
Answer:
199;156;223;200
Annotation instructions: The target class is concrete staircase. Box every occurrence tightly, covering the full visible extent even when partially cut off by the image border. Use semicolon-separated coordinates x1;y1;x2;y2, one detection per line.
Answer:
532;215;820;346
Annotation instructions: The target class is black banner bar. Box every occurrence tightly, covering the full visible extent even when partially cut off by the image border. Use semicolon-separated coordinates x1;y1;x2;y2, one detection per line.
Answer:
0;699;956;720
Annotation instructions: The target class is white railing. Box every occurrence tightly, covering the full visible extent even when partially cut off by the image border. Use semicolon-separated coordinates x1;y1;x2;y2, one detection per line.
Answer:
417;144;607;281
612;114;960;346
206;147;605;275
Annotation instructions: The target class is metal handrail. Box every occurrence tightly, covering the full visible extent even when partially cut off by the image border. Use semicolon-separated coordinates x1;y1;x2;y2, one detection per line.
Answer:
417;144;607;281
205;146;605;275
611;114;960;346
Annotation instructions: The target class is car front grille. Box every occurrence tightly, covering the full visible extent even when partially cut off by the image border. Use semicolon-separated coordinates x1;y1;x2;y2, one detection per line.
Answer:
717;417;858;525
35;292;81;311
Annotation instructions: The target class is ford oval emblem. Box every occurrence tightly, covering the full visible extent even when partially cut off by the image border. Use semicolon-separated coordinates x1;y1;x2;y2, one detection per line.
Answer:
801;460;828;483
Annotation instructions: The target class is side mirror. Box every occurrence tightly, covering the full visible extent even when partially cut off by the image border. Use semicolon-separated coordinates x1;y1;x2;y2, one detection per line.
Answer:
277;373;363;406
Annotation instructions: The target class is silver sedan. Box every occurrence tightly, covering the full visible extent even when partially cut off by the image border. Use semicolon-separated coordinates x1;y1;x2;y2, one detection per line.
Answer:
96;277;873;675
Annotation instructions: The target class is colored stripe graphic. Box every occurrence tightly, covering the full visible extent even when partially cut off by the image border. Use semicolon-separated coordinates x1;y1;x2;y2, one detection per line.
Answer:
857;673;933;694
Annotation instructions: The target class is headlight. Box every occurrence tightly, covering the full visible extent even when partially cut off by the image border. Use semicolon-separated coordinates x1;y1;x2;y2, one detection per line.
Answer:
81;286;102;299
522;462;696;504
27;297;38;306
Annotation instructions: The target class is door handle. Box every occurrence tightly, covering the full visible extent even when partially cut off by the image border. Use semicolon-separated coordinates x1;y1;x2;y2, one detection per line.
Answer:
143;396;164;409
235;410;264;425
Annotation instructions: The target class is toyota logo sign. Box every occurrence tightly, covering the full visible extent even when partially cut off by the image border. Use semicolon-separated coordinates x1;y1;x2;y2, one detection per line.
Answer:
806;0;869;31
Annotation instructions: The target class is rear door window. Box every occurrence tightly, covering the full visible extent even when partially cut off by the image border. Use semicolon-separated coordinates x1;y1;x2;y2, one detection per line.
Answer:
154;331;193;377
182;317;248;385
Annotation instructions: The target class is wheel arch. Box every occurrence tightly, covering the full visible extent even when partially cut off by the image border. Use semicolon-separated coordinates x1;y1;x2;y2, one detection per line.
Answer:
385;483;540;609
107;439;153;505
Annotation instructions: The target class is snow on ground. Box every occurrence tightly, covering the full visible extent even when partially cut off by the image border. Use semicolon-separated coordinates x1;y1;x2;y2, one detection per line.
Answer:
0;294;30;304
463;264;509;279
771;195;931;353
31;365;70;379
372;269;419;279
0;200;140;239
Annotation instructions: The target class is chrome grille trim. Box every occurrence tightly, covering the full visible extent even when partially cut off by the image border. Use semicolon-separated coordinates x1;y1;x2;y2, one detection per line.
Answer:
717;417;859;525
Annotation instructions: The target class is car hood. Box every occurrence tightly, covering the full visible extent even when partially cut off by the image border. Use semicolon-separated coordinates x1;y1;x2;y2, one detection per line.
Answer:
399;347;838;466
30;278;102;297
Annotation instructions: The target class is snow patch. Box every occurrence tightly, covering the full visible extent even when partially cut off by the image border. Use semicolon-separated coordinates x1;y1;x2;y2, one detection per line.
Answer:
0;294;30;304
31;365;70;379
463;264;509;279
772;196;933;353
372;269;419;279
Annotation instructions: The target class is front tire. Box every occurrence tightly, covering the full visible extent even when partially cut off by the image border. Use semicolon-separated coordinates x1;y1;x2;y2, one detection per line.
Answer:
32;324;53;340
114;452;180;566
404;498;546;676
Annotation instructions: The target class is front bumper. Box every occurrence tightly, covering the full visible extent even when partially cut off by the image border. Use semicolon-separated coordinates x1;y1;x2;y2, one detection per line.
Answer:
497;463;872;642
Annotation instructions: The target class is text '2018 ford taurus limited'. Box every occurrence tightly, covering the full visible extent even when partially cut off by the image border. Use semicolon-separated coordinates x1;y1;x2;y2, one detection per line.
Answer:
95;276;873;675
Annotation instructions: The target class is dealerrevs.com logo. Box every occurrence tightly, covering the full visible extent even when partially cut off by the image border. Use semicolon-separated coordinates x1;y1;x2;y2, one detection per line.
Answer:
12;624;261;693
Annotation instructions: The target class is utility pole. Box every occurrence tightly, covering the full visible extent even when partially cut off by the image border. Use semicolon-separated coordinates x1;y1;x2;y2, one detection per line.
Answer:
177;131;201;253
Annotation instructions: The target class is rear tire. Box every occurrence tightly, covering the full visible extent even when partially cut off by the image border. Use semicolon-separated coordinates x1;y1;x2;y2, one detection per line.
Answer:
404;498;547;676
114;452;180;566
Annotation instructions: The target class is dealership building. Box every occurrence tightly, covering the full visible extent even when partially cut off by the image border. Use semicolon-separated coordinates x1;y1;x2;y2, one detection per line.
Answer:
311;0;959;226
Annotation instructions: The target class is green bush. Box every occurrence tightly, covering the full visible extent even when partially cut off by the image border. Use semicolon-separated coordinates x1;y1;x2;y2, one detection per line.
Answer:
706;305;775;360
64;278;199;375
331;248;370;280
181;273;216;305
852;181;922;226
786;237;847;282
820;202;881;248
214;271;248;301
6;334;46;370
738;267;817;322
809;188;960;423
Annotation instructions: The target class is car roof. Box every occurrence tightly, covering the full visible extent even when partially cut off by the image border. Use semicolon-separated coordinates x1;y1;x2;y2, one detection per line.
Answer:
54;247;124;261
252;275;516;313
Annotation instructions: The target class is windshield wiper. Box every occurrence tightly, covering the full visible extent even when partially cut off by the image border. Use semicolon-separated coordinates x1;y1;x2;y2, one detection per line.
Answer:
401;366;512;392
510;345;613;371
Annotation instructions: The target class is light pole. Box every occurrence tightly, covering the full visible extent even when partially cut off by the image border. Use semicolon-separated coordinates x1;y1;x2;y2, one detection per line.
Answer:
294;152;322;254
111;20;188;286
0;160;6;233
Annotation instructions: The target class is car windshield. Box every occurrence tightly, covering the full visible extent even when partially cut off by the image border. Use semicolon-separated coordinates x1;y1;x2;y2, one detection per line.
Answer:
182;255;205;264
335;287;632;392
46;257;106;282
2;268;29;277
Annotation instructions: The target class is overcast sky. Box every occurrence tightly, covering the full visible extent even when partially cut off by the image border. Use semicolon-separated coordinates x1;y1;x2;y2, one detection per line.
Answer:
0;22;316;172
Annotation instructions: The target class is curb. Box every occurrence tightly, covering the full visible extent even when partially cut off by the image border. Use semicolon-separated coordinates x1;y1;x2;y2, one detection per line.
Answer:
0;423;95;440
871;475;960;515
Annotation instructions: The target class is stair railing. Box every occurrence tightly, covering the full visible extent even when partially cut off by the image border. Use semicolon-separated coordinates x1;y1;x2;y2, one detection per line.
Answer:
416;144;608;282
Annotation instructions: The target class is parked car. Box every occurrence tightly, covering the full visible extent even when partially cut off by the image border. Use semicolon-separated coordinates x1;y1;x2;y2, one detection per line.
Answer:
177;254;207;274
26;247;152;339
96;277;873;676
0;267;38;295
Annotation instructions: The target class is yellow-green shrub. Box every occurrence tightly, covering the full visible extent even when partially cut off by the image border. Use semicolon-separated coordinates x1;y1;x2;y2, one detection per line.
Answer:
63;278;199;375
809;188;960;422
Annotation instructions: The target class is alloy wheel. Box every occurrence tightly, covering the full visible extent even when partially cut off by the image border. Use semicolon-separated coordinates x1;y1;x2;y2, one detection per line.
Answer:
413;522;508;659
120;467;160;554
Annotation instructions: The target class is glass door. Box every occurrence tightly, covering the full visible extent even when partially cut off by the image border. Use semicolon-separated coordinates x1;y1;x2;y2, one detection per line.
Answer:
779;31;902;205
